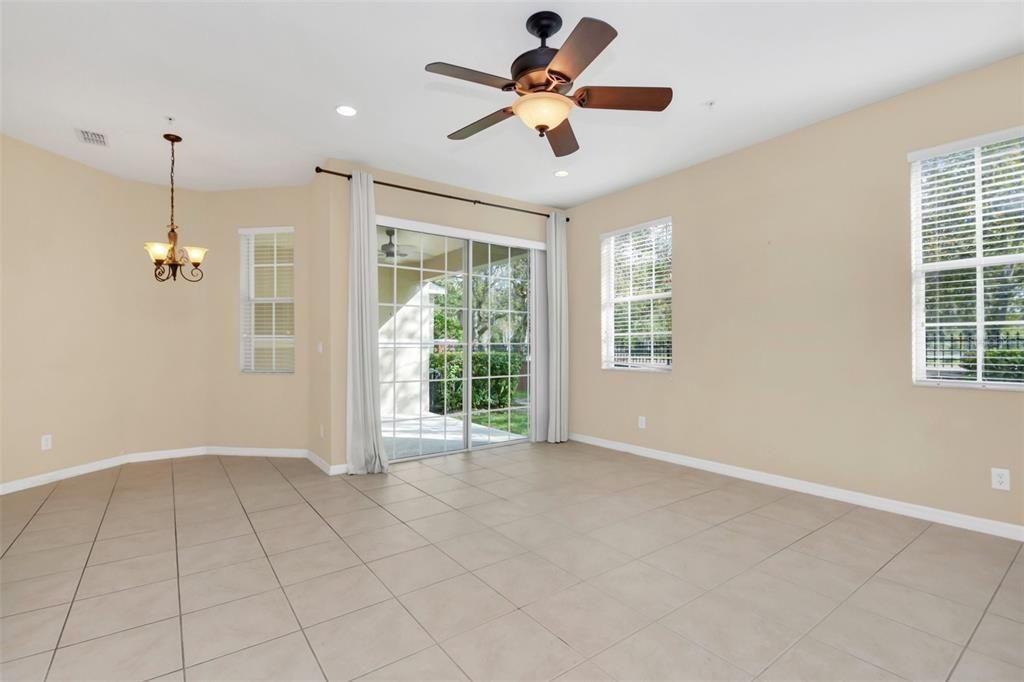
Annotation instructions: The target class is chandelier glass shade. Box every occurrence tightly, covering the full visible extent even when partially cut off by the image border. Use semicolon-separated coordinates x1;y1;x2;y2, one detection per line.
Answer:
511;92;573;133
145;133;207;282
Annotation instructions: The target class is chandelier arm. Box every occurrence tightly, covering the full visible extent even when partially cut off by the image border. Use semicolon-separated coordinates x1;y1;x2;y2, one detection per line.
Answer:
180;266;204;282
154;263;170;281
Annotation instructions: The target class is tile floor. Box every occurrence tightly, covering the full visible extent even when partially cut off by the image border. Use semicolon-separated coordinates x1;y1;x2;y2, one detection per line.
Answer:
1;441;1021;681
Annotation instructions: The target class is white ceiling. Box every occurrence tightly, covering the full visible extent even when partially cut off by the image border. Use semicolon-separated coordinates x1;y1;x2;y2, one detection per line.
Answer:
3;2;1022;207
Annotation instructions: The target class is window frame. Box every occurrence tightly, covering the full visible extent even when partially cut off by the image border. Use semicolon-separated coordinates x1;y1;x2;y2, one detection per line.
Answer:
910;127;1024;392
239;225;296;374
600;216;673;373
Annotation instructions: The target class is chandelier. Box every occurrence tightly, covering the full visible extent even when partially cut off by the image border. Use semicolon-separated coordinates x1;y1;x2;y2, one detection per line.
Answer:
143;133;207;282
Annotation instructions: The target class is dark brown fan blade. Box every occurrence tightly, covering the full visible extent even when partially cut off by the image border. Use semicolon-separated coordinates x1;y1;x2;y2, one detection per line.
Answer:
546;119;579;157
573;86;673;111
448;108;515;140
425;62;515;91
546;17;617;83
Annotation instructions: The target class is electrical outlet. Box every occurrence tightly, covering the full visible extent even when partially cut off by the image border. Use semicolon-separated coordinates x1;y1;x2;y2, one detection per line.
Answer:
991;468;1011;491
41;434;53;451
317;341;324;354
638;416;646;430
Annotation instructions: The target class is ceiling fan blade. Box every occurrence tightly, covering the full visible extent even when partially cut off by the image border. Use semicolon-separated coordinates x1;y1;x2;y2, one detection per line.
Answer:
425;62;515;91
546;17;617;83
546;119;579;157
448;108;515;140
573;86;673;111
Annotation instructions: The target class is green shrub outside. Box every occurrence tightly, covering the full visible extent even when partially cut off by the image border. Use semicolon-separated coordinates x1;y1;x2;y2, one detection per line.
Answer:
429;351;524;412
959;348;1024;382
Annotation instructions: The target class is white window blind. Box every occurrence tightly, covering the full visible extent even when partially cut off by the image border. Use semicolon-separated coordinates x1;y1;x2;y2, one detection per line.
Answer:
600;218;672;370
240;227;295;373
911;131;1024;389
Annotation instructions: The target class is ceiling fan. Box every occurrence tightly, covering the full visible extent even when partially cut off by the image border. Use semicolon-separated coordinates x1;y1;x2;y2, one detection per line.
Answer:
379;229;412;260
425;11;672;157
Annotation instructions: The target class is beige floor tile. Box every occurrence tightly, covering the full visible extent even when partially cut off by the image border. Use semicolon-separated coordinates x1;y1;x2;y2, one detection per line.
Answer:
847;577;983;645
89;529;175;565
357;645;468;681
364;484;427;505
383;496;454;522
257;519;337;555
533;534;633;580
476;477;539;499
589;509;709;558
525;582;650;657
186;631;324;682
400;573;515;641
555;660;614;681
247;503;321;532
759;637;901;681
432;487;501;509
177;533;265;576
989;559;1024;623
474;552;579;607
0;651;52;682
715;570;838;631
326;507;400;538
406;510;485;543
0;602;68;662
61;578;178;646
97;509;174;540
344;473;406;491
309;493;379;517
460;499;537;526
644;528;775;590
435;529;526;570
284;564;391;627
345;524;429;562
181;589;299;667
368;545;465;595
720;513;810;551
541;496;651;534
179;557;278;613
970;613;1024;668
665;488;767;524
48;617;182;682
305;599;433;682
818;512;925;553
615;478;711;508
267;539;361;586
588;561;704;619
0;543;90;584
791;527;896;572
753;494;852;530
493;516;579;548
757;549;872;600
877;547;1007;608
662;590;804;675
590;623;747;681
811;603;962;681
177;517;253;549
6;525;98;556
441;611;582;681
408;476;471;495
1;570;80;617
950;649;1024;682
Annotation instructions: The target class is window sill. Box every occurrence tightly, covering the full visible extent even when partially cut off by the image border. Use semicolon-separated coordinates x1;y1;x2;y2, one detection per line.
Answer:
601;365;672;374
913;379;1024;393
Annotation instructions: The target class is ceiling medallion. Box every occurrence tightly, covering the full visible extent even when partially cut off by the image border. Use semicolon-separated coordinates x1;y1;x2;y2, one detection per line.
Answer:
143;133;207;282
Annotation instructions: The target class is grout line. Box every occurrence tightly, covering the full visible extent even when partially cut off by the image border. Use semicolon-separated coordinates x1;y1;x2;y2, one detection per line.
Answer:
41;465;124;682
216;456;331;682
0;484;65;561
169;459;187;681
944;542;1023;681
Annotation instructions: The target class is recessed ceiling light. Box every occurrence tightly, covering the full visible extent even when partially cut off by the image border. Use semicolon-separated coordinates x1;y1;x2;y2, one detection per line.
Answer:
553;170;569;178
335;105;357;117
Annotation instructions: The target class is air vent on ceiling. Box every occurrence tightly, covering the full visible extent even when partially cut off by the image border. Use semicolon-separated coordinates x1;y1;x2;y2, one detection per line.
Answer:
75;129;108;146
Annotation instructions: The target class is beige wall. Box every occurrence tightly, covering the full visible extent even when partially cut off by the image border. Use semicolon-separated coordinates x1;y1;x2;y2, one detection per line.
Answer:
566;56;1024;525
0;137;547;482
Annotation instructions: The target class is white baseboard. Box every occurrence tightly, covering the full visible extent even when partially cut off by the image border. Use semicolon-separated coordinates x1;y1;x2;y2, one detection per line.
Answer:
570;432;1024;542
0;447;349;495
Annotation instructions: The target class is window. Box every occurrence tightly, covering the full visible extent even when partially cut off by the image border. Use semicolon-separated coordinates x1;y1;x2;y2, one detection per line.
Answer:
240;227;295;373
911;129;1024;388
601;218;672;370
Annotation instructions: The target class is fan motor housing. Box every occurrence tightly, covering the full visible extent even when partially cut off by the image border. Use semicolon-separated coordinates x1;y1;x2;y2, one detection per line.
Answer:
511;47;571;93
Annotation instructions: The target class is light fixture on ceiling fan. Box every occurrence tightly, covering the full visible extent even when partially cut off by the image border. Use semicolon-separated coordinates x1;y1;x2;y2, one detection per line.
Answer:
425;11;673;157
143;133;207;282
379;228;411;260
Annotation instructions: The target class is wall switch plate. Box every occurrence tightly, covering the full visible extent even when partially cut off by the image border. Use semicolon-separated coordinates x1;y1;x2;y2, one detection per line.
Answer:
638;416;646;430
317;342;324;354
41;434;53;451
991;468;1011;491
319;424;325;439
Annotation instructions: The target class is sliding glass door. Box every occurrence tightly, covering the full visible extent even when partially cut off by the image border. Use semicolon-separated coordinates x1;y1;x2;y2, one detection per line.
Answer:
377;225;530;461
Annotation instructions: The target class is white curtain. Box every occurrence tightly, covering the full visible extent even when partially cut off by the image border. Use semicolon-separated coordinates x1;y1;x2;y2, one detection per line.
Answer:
529;249;549;442
346;172;388;474
546;210;569;442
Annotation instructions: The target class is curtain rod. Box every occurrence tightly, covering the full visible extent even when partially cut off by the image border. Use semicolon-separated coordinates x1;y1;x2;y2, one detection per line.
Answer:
314;166;565;221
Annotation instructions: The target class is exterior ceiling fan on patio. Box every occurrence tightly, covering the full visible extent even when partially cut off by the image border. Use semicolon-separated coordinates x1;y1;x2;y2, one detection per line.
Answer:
379;228;413;260
425;11;673;157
